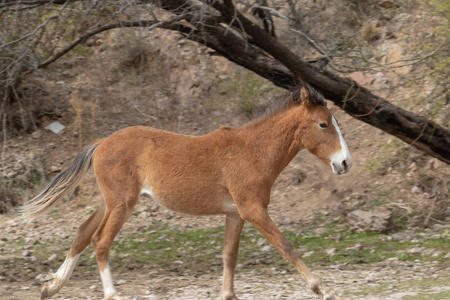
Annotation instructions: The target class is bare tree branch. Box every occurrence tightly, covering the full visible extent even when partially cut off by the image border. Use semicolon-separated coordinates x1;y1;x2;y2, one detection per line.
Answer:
36;15;187;70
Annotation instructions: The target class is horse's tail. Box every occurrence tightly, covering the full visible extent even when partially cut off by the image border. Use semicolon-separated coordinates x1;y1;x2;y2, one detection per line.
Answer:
22;142;101;222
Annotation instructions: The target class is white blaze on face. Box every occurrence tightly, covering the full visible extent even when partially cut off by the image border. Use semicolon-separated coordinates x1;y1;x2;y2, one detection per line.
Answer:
330;116;352;174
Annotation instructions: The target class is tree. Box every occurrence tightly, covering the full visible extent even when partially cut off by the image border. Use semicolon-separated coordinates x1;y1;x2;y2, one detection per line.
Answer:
1;0;449;163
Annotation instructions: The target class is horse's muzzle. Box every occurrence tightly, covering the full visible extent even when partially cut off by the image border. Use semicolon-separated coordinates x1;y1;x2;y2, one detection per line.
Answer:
331;158;352;175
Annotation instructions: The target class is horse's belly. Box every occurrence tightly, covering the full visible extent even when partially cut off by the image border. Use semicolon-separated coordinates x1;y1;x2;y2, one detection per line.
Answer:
139;185;238;216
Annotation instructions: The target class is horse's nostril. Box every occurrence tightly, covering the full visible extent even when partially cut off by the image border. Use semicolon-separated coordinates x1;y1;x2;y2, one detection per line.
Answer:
342;160;348;170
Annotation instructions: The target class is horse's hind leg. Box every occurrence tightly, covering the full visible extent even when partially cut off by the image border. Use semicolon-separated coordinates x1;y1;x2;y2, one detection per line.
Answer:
222;215;244;300
92;194;138;300
41;202;106;299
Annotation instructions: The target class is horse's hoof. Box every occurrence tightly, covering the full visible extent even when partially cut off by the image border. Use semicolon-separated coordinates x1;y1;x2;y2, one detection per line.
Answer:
40;284;49;299
223;292;240;300
223;296;240;300
40;281;57;299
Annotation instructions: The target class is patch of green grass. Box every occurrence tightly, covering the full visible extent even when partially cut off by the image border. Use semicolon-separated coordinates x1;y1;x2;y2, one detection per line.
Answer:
108;223;450;272
8;222;449;275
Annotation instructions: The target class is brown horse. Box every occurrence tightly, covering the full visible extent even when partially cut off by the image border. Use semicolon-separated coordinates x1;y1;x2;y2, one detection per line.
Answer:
23;83;352;300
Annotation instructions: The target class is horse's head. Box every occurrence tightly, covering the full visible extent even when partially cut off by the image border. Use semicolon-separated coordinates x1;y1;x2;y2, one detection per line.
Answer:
293;85;352;175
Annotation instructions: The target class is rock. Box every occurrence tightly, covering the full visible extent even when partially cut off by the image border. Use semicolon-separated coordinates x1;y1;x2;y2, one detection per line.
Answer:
407;246;424;254
431;250;442;257
420;249;434;257
326;248;337;257
256;238;267;246
302;251;315;258
115;279;127;286
36;273;53;282
260;245;272;252
444;252;450;259
427;158;441;170
314;227;327;235
137;211;148;219
22;250;32;257
50;166;61;173
45;121;65;134
432;224;447;231
408;162;417;171
349;71;374;87
31;130;42;139
430;234;441;240
391;232;409;241
365;272;379;283
347;207;393;232
411;186;421;194
5;170;18;178
48;254;59;262
90;285;97;290
346;243;364;251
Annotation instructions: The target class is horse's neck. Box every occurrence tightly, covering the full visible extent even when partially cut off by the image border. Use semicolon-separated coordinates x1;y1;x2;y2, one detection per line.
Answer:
241;109;305;177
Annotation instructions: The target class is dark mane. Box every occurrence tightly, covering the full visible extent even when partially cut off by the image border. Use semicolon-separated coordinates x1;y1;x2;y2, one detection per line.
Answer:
246;81;325;126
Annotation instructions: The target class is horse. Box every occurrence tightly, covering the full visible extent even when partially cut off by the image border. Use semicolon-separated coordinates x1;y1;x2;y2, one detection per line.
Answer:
23;82;352;300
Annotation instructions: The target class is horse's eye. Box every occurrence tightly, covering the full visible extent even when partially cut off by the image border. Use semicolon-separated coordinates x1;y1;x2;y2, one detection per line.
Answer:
319;123;328;129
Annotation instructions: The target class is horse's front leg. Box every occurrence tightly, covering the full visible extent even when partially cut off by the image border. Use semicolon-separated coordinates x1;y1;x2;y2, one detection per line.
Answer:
237;201;341;300
222;214;245;300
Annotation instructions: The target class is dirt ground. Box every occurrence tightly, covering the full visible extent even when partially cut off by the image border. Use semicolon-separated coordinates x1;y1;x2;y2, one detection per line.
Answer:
1;196;449;300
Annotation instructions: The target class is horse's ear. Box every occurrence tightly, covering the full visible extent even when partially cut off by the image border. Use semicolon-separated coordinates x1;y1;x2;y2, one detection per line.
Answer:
300;87;311;105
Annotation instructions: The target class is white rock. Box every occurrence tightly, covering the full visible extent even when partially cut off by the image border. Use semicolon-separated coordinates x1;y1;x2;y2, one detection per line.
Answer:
326;248;337;257
45;121;65;134
260;245;272;252
411;186;421;194
302;251;315;258
346;243;364;251
36;273;53;282
48;253;59;262
365;272;379;283
408;247;424;254
50;165;61;172
115;279;127;286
